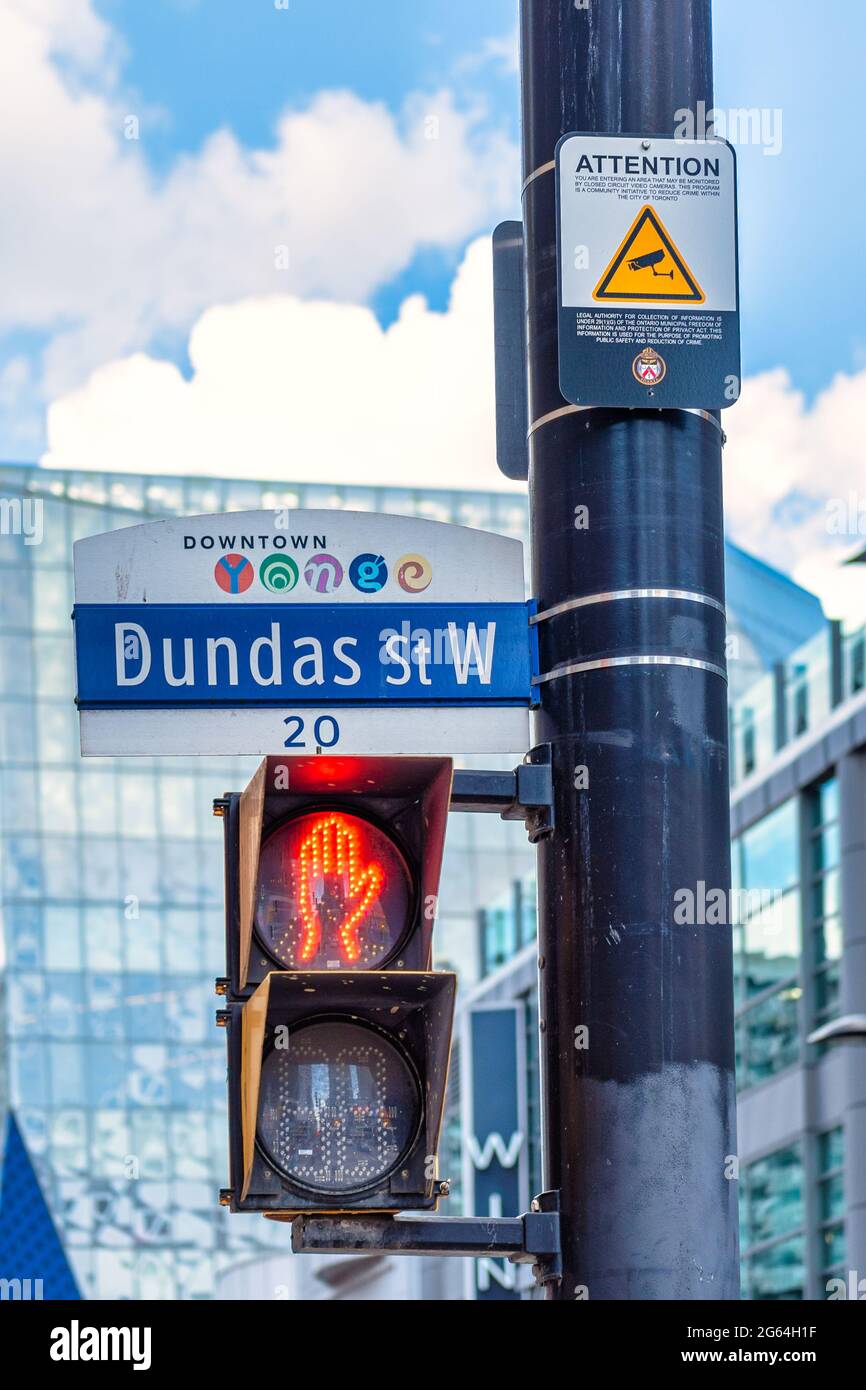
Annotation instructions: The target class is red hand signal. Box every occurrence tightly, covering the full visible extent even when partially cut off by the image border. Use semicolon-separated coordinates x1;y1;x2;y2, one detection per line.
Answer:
294;814;385;963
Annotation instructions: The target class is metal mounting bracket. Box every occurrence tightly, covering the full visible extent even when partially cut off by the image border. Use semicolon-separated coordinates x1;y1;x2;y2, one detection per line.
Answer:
291;1190;562;1289
449;744;554;843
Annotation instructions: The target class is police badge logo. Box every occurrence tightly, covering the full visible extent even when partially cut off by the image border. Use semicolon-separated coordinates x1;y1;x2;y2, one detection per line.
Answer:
632;346;667;387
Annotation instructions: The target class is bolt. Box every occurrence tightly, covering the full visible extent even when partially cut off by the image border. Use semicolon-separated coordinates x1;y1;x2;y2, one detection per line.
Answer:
531;1198;541;1213
439;1180;451;1198
642;139;652;150
538;955;546;970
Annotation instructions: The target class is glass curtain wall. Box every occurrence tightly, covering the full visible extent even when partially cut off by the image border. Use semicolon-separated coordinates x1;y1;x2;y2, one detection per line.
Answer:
0;465;534;1298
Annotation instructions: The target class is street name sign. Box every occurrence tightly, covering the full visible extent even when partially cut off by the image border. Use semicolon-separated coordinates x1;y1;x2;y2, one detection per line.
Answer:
72;510;536;756
556;133;740;410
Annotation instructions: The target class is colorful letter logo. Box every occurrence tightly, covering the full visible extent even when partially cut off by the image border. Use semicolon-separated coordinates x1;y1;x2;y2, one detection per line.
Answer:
304;553;344;594
396;554;432;593
260;554;299;594
214;553;254;594
349;553;388;594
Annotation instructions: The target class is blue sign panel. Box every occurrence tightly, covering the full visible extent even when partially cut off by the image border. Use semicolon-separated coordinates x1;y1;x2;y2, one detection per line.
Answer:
463;1003;529;1301
73;602;536;708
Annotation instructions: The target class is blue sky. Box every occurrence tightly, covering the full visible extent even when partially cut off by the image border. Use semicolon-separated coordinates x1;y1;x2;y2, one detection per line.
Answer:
714;0;866;386
98;0;517;160
85;0;866;392
2;0;865;616
4;1;864;420
95;0;521;327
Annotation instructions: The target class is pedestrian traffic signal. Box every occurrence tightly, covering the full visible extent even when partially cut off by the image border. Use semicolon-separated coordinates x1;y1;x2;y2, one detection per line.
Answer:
222;755;452;997
255;808;414;969
217;756;456;1215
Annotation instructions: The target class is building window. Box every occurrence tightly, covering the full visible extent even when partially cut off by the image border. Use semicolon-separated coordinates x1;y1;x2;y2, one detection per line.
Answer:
732;799;802;1089
847;629;865;695
807;778;841;1029
791;667;809;737
817;1126;846;1294
742;708;756;777
517;875;537;951
479;876;537;978
740;1143;805;1300
479;903;516;975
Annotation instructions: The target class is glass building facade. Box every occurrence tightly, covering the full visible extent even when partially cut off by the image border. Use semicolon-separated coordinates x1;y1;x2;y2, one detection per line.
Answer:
729;620;866;786
473;606;866;1301
739;1142;806;1300
738;1125;847;1300
0;460;857;1302
0;463;534;1300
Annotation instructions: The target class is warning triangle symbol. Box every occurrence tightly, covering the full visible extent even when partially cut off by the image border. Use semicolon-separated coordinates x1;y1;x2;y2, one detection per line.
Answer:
593;204;705;304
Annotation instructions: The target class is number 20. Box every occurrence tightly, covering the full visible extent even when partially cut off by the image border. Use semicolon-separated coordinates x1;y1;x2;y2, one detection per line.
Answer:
283;715;340;749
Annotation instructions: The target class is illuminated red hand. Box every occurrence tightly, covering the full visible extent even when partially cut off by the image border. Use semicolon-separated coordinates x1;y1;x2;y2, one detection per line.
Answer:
295;814;384;963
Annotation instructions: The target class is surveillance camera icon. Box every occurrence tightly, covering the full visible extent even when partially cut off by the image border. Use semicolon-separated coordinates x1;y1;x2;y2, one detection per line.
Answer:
627;248;674;278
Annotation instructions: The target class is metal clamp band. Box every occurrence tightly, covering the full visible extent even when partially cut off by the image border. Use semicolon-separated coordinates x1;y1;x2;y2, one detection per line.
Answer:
527;403;724;438
531;588;727;625
522;159;556;195
533;654;728;685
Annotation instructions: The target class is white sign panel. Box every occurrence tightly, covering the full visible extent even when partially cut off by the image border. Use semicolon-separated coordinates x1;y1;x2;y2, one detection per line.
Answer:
556;133;740;410
73;510;534;757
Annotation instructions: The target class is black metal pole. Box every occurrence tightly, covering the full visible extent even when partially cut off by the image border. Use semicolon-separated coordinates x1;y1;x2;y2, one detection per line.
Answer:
521;0;739;1299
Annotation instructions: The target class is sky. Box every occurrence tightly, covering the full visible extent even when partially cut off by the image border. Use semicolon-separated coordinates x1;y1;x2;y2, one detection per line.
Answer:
1;0;865;616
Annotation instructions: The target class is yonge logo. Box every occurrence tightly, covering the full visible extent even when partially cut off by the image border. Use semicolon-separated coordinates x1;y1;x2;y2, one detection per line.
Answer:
183;530;434;598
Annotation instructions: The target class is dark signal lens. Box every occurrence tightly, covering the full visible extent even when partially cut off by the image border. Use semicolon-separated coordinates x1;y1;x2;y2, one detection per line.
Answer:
257;1020;421;1195
254;811;413;970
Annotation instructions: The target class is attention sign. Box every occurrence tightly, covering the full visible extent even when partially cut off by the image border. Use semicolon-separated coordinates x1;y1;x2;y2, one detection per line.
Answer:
556;133;740;411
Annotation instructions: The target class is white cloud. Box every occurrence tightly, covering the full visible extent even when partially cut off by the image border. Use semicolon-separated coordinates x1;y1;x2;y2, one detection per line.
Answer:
42;230;866;624
43;236;519;494
457;27;520;76
724;367;866;622
15;0;864;621
0;0;518;401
